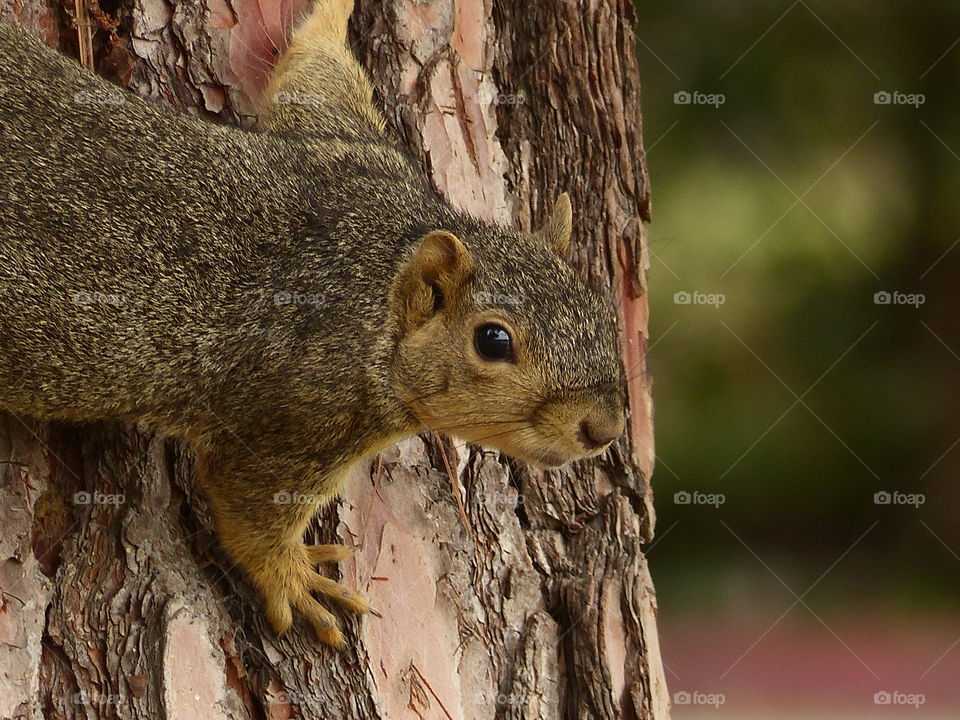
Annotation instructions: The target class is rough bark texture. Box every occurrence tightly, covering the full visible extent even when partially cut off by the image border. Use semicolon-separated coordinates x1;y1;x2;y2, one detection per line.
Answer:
0;1;665;718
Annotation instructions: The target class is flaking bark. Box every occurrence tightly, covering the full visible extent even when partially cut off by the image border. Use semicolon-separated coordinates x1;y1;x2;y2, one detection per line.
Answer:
0;1;667;718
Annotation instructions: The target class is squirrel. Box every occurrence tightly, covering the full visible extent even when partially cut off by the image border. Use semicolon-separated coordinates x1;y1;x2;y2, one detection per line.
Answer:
0;0;626;647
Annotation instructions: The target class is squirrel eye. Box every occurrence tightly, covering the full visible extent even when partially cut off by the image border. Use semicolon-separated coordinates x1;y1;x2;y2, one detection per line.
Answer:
474;323;513;362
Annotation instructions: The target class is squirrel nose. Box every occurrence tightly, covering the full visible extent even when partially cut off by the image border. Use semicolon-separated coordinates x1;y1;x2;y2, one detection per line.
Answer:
577;414;623;451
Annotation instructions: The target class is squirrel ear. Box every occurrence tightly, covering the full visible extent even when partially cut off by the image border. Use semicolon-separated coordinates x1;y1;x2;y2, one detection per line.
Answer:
394;230;474;329
533;193;573;256
414;230;472;290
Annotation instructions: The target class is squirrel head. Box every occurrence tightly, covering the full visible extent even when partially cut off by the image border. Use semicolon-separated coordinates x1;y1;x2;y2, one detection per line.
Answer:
389;195;625;468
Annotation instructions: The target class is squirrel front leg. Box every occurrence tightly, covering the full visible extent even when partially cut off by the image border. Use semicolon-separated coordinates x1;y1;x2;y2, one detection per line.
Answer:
194;442;370;647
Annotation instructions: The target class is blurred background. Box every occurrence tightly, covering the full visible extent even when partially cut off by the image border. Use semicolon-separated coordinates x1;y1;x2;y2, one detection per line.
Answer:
634;1;960;718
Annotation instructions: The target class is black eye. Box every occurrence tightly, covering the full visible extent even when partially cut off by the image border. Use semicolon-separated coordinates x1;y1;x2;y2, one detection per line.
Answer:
474;323;513;362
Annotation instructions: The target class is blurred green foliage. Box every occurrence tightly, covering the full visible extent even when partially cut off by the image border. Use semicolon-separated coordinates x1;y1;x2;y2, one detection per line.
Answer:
635;0;960;611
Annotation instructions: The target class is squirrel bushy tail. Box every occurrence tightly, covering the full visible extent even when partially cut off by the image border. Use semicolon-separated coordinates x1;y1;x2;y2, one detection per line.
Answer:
262;0;387;139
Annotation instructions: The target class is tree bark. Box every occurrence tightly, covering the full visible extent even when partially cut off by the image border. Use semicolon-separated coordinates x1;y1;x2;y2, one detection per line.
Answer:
0;1;666;719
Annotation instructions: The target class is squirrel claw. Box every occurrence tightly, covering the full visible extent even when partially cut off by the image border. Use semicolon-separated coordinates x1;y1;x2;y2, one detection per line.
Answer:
264;584;347;648
264;592;294;637
252;542;367;648
309;574;371;615
293;593;345;648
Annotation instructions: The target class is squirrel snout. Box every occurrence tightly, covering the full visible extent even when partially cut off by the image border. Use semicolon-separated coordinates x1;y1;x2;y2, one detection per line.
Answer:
577;413;624;451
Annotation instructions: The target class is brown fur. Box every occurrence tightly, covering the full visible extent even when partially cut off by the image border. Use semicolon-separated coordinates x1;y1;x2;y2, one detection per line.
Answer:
0;0;625;647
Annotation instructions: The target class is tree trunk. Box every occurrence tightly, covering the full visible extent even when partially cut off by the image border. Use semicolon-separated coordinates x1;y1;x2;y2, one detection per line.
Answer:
0;1;666;718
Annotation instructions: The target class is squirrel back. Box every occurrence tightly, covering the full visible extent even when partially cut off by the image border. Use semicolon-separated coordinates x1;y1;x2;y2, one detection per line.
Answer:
1;21;422;437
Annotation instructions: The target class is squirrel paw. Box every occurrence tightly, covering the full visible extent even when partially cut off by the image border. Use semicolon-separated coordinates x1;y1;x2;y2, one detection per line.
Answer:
253;543;370;648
